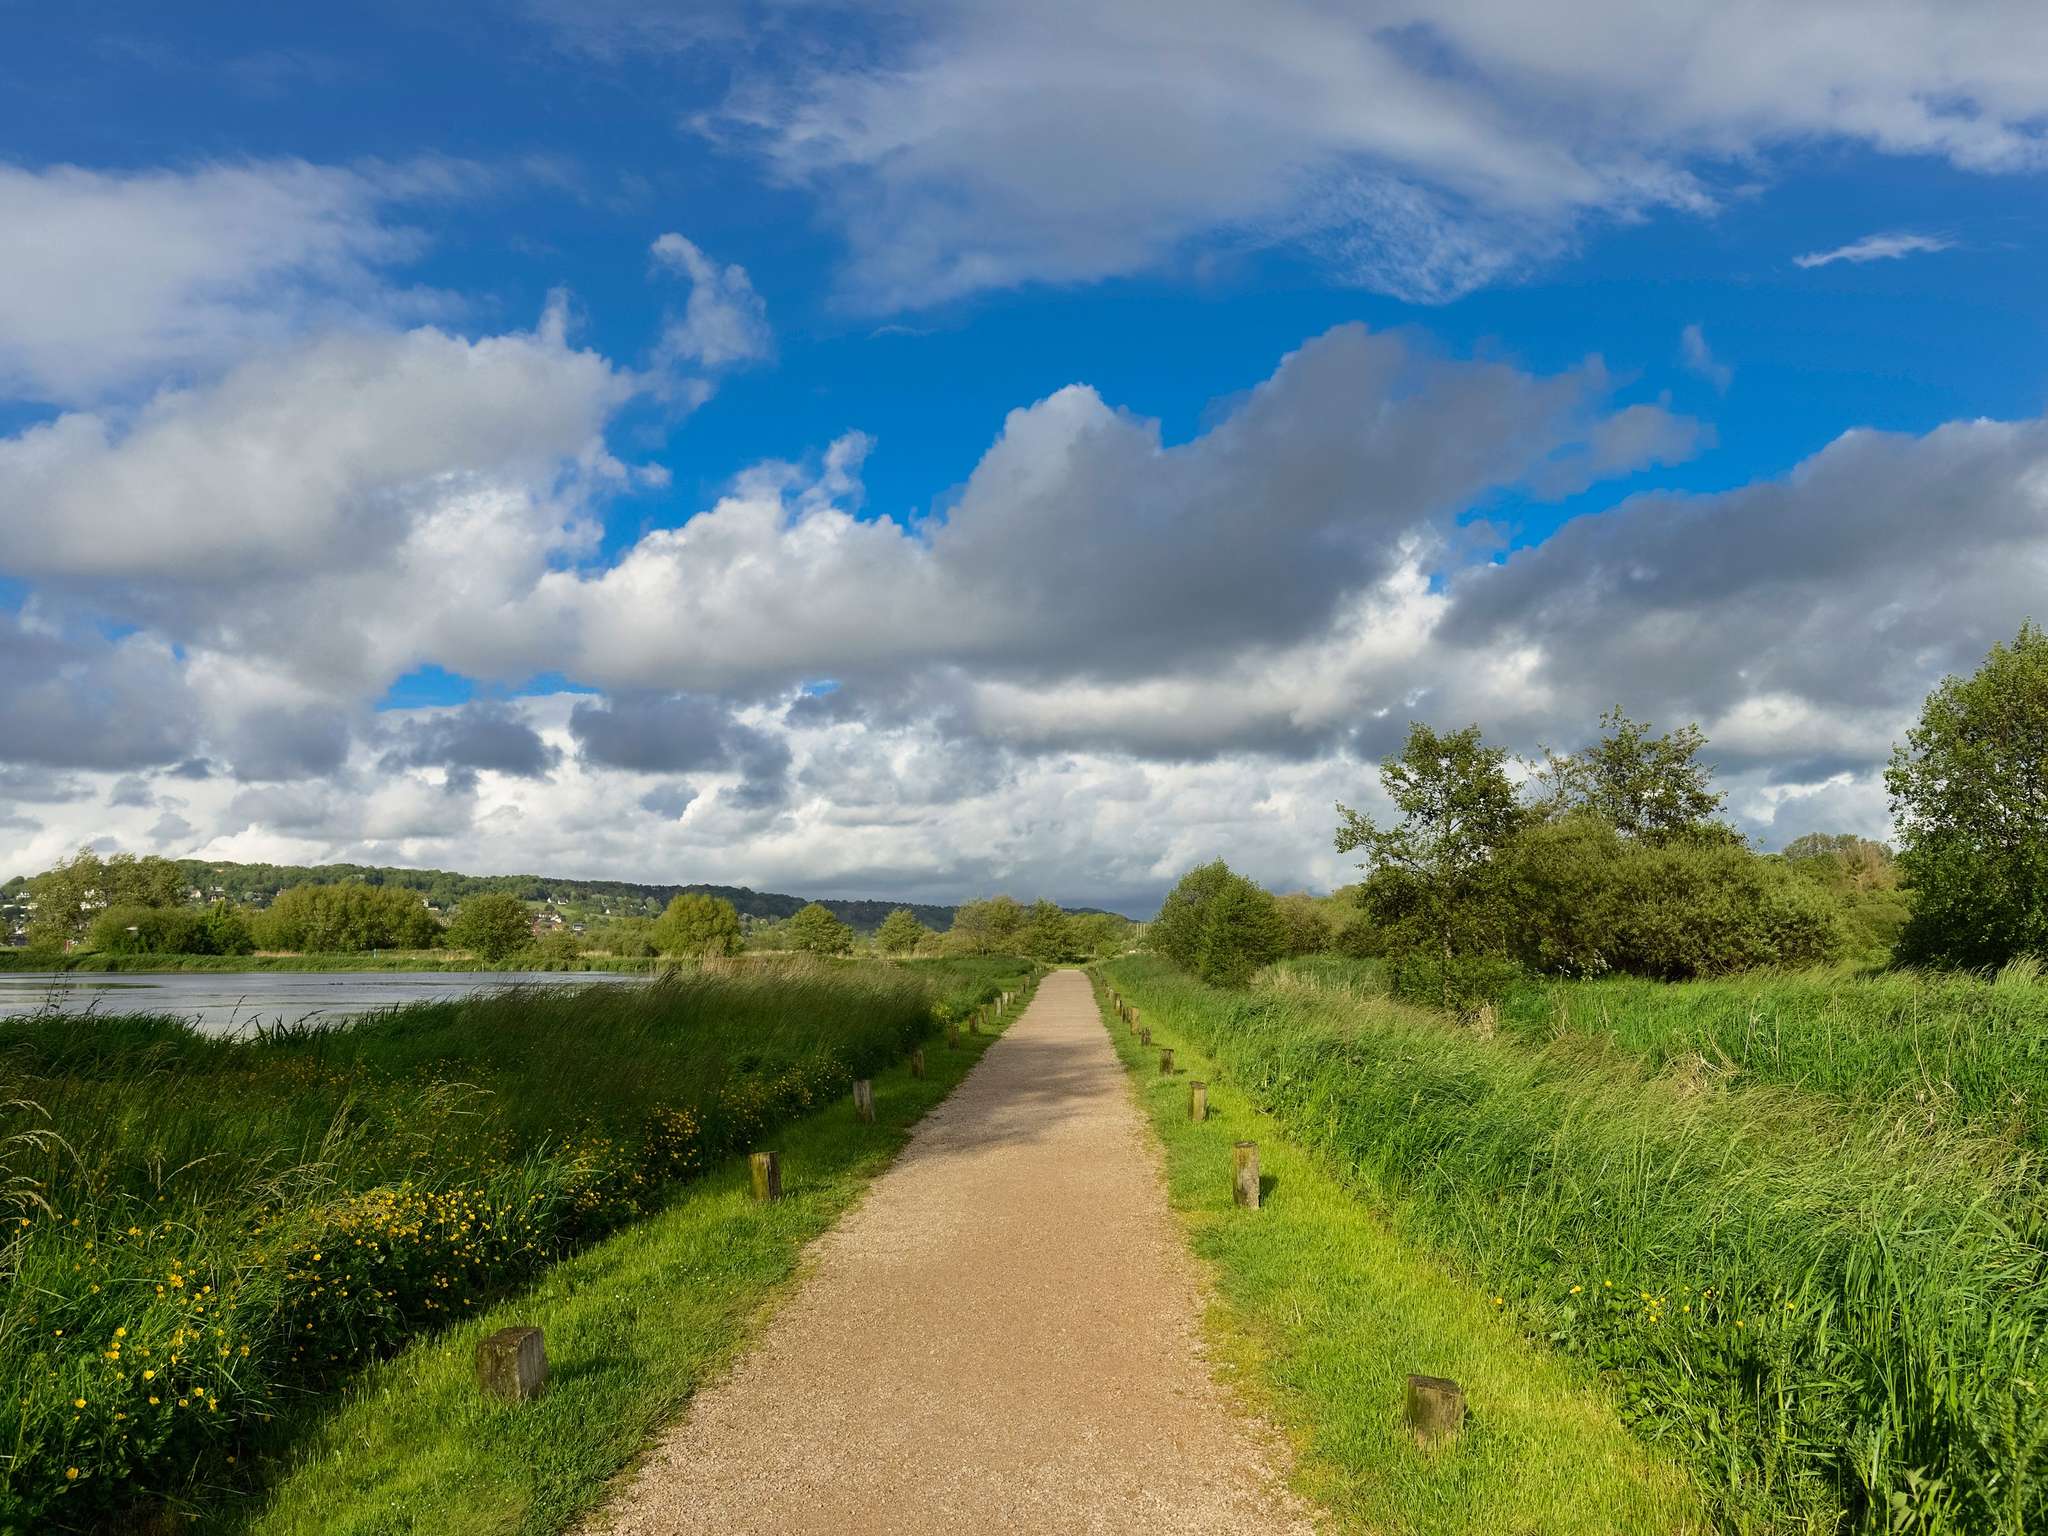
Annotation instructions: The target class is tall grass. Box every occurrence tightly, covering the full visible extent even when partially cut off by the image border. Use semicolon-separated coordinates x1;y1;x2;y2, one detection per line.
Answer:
1;956;1032;1530
1104;955;2048;1534
1495;964;2048;1144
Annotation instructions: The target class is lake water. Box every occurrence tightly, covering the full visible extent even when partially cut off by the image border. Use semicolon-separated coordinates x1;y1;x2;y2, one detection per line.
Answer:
0;970;647;1036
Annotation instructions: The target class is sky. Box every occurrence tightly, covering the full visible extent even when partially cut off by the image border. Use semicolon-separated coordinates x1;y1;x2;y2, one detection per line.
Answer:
2;0;2046;915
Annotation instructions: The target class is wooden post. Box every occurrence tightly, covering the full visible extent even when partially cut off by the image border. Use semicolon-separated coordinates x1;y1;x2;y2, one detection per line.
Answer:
1189;1080;1207;1121
969;1010;980;1036
1158;1047;1174;1075
1233;1141;1260;1209
750;1150;782;1203
947;1021;960;1050
1140;1026;1151;1046
853;1078;875;1123
1406;1375;1466;1445
476;1326;547;1402
910;1047;926;1079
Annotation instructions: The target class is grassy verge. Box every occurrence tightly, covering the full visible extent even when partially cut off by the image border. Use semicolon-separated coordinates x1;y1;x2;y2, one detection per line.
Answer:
1103;956;2048;1534
1090;970;1705;1536
209;995;1021;1536
2;959;1035;1530
1496;962;2048;1142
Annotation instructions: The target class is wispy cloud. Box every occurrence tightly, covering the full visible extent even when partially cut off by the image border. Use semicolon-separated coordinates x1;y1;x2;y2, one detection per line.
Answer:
1679;323;1732;391
1794;231;1954;269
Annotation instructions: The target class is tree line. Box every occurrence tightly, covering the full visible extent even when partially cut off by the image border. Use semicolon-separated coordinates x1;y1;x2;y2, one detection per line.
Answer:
1154;623;2048;1005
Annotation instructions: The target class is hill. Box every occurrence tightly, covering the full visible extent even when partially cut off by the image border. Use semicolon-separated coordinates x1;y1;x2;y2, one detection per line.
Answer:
160;860;962;934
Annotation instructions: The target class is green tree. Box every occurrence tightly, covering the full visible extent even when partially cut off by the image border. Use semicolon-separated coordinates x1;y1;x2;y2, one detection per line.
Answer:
1535;708;1728;843
1015;899;1077;963
447;891;533;962
651;893;744;957
947;895;1026;954
252;884;441;952
1272;892;1333;956
874;908;928;955
27;847;185;945
1151;860;1288;987
785;902;854;956
1888;623;2048;968
1337;723;1528;1006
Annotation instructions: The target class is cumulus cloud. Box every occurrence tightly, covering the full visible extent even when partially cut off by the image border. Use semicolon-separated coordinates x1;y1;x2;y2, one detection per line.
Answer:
0;159;449;405
688;0;2048;306
540;326;1703;690
1793;231;1956;268
378;702;564;786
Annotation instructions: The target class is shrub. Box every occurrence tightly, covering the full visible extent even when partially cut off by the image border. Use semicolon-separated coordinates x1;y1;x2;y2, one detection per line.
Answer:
253;884;443;952
651;893;743;957
1152;861;1288;987
446;892;532;962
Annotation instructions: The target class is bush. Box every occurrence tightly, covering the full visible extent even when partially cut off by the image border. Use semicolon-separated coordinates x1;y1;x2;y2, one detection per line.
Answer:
1496;814;1846;980
87;902;255;957
1152;861;1288;987
254;884;443;952
651;894;743;957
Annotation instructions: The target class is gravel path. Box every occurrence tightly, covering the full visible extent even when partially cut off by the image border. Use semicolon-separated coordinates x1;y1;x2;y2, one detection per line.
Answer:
585;968;1312;1535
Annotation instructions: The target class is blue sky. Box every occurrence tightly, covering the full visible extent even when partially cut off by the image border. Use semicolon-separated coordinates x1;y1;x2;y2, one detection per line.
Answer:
3;1;2047;909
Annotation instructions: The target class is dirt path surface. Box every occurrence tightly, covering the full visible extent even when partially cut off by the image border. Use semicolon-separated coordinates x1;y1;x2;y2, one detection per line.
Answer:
585;968;1311;1535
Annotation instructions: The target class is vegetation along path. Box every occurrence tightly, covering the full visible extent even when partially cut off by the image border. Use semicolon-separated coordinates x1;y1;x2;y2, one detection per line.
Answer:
585;968;1310;1535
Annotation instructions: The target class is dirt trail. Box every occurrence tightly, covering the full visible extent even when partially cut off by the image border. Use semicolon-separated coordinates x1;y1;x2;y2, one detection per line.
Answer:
585;968;1311;1535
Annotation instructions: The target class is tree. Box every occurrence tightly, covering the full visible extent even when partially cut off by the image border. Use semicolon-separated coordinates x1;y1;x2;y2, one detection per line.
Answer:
447;892;533;962
1535;708;1727;843
651;893;743;957
253;883;441;952
1337;723;1528;1007
1151;861;1288;987
1888;623;2048;968
27;847;185;946
948;895;1026;954
1016;899;1078;963
1273;892;1333;956
785;902;855;956
875;908;928;955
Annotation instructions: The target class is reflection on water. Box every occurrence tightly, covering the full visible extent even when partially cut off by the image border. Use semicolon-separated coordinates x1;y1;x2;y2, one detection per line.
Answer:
0;970;647;1037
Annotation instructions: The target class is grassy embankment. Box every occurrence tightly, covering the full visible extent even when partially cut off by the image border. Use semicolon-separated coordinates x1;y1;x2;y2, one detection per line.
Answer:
1101;954;2048;1535
2;956;1034;1532
1092;969;1705;1535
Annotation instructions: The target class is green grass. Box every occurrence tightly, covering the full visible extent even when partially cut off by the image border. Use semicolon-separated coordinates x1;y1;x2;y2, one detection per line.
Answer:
1;957;1036;1531
206;1000;1017;1536
1102;955;2048;1535
1092;970;1705;1535
1495;962;2048;1143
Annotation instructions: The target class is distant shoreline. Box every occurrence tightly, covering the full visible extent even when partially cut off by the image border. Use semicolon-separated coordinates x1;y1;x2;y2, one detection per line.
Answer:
0;950;665;975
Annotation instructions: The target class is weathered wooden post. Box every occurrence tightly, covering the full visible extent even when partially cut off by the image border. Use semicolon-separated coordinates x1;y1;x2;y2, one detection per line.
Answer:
853;1078;875;1123
750;1150;782;1202
1158;1047;1174;1075
476;1325;547;1402
910;1047;926;1079
1232;1141;1260;1209
969;1010;981;1036
1188;1080;1207;1121
1406;1375;1466;1444
948;1021;961;1050
1140;1026;1151;1046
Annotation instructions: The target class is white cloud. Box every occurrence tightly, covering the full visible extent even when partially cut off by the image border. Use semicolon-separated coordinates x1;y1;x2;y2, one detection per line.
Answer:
1793;231;1957;268
1679;323;1732;390
650;232;773;368
691;0;2048;306
0;159;455;405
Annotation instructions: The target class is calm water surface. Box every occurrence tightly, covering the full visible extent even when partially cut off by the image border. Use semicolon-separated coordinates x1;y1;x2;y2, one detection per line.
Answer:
0;970;647;1036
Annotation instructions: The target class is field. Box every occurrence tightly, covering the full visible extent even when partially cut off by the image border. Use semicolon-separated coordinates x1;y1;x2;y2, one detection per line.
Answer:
1099;954;2048;1535
0;955;1034;1531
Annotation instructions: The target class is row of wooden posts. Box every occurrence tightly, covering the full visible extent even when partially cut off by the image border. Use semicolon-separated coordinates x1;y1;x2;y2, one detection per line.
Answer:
1101;982;1465;1446
479;985;1024;1405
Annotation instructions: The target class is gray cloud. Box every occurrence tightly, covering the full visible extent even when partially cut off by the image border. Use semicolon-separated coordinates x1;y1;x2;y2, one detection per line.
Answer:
638;783;698;818
0;615;198;771
107;775;156;808
571;693;793;811
0;765;94;802
378;702;562;781
225;705;353;782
